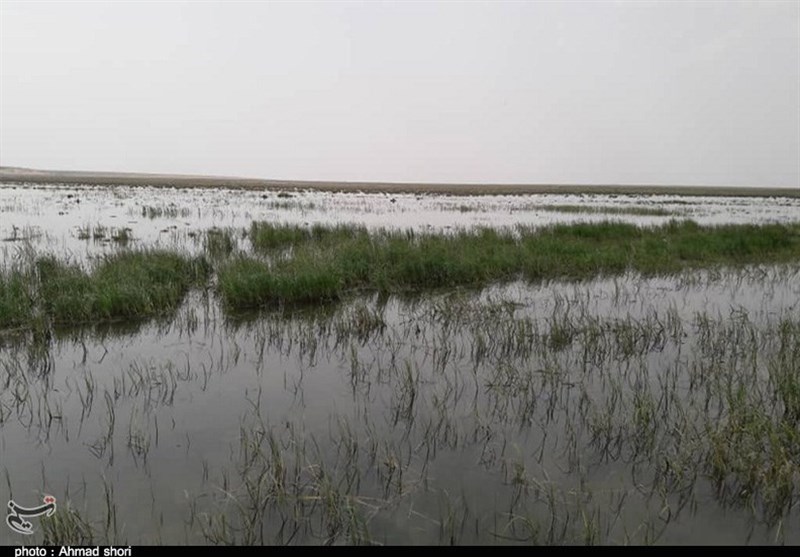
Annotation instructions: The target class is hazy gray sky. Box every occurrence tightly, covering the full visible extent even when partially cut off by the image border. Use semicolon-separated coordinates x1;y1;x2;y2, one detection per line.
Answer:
1;0;798;186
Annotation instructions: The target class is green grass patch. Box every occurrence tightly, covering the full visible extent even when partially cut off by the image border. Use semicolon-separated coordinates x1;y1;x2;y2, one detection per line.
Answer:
249;222;368;252
0;250;208;329
204;228;238;260
218;220;800;309
0;268;34;328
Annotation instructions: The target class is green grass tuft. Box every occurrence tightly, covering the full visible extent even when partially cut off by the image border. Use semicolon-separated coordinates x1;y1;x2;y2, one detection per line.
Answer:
0;268;34;328
0;250;208;329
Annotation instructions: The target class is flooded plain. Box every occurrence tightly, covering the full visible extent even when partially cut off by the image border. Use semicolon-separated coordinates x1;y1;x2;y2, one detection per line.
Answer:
2;183;800;264
1;183;799;545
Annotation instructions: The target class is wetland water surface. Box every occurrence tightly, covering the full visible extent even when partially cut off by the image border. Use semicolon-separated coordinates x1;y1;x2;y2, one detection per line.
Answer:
1;184;799;545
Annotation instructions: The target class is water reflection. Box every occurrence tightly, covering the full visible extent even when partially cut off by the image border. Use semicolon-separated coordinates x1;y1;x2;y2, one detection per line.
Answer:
0;265;798;543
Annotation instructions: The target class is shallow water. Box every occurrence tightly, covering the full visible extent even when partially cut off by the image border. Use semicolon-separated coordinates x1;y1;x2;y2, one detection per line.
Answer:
2;182;799;265
1;184;799;544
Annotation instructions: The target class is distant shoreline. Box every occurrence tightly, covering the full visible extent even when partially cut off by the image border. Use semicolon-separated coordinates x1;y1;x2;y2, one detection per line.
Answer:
1;166;798;198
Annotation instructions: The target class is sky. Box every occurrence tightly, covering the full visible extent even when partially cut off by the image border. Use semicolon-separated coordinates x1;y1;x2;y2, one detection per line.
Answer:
0;0;798;187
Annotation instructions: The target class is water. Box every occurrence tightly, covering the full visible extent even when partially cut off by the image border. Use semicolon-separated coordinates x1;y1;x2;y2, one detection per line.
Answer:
0;183;799;544
2;182;799;265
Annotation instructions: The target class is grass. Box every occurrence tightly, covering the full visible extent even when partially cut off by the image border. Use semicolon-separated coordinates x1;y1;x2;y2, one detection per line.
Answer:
0;250;208;329
218;220;800;308
204;228;238;259
0;268;32;328
41;506;96;545
537;204;678;216
93;224;108;240
76;224;122;243
5;219;799;323
141;204;191;219
110;227;133;246
3;264;800;544
445;203;681;216
5;192;800;545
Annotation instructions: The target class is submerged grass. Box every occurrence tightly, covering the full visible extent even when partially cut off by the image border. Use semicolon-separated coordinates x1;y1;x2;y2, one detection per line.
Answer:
0;250;208;329
536;204;679;216
3;263;800;544
219;220;800;308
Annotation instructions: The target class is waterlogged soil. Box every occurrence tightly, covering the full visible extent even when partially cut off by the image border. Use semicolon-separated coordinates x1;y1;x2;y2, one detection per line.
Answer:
1;184;800;545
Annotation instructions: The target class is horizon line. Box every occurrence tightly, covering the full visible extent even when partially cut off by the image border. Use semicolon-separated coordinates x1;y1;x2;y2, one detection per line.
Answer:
1;165;798;197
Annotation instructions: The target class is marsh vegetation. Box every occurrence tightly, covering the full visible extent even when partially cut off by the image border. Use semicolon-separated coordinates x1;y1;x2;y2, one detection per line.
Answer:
1;185;799;545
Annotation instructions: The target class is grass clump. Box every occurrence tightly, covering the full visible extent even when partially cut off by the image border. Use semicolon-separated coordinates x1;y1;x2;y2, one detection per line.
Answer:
110;227;132;246
219;257;342;306
204;228;237;260
41;251;208;324
538;204;678;216
0;268;34;328
249;222;367;252
41;506;96;545
219;220;800;309
0;251;208;330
